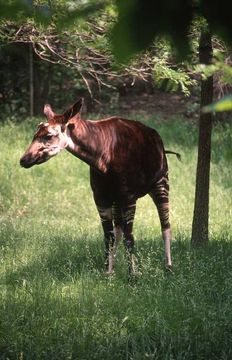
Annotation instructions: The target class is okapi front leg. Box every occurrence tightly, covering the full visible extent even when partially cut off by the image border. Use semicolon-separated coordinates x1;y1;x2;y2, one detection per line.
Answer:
122;203;137;276
112;202;123;246
97;206;117;275
150;174;172;270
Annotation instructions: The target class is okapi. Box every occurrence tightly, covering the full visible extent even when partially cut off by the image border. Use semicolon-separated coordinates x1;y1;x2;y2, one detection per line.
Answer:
20;98;180;276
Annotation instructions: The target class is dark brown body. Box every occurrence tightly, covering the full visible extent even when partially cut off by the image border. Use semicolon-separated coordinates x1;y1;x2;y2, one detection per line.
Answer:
83;117;167;207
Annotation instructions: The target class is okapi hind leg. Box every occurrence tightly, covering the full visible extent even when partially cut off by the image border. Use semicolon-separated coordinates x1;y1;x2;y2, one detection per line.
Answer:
97;206;118;275
150;173;172;270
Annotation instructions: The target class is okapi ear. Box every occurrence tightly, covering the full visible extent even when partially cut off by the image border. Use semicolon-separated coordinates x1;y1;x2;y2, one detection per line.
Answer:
63;98;84;123
44;104;55;119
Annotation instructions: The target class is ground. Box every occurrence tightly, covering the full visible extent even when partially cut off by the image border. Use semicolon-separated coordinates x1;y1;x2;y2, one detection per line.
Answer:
97;90;199;121
119;92;194;118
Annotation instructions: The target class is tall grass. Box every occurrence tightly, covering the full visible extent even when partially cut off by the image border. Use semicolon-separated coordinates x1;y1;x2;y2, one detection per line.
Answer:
0;116;232;359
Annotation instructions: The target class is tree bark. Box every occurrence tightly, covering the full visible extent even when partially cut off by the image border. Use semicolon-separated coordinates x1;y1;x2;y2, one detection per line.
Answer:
29;44;34;117
191;31;213;246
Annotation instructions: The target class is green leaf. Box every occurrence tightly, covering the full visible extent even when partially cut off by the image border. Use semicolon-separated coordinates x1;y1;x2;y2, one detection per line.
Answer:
112;0;193;63
202;95;232;113
56;2;106;29
0;0;31;21
0;0;52;25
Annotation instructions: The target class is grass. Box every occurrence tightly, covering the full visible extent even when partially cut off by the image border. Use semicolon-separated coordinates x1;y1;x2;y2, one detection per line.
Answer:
0;115;232;359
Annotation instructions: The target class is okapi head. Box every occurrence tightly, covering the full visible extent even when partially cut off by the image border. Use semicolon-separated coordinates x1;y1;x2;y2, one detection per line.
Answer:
20;98;83;168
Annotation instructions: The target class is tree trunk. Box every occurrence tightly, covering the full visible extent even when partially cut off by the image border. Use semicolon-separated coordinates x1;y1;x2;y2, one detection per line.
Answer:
191;31;213;246
29;44;34;117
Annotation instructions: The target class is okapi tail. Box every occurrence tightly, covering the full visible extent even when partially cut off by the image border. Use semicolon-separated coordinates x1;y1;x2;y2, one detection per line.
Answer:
165;150;181;161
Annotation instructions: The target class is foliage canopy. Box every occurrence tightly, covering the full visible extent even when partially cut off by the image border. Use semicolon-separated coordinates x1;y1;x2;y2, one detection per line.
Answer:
1;0;232;61
1;1;232;113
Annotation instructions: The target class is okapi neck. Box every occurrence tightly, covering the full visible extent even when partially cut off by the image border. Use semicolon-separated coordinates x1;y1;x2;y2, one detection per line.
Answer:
66;119;109;174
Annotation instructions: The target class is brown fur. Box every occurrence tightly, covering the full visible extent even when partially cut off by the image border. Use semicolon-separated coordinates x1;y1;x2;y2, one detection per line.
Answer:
67;116;167;207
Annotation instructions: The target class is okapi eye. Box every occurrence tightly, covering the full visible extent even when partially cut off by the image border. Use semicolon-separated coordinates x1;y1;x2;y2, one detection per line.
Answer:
43;134;53;140
67;123;75;132
61;124;66;133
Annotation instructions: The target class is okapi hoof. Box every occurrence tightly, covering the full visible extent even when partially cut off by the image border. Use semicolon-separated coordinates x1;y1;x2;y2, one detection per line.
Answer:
130;270;142;277
105;270;115;277
165;264;173;274
128;270;142;284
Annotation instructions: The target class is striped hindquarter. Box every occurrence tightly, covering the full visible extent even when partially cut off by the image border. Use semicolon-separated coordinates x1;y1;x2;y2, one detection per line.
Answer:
96;203;137;275
149;172;172;269
96;171;172;274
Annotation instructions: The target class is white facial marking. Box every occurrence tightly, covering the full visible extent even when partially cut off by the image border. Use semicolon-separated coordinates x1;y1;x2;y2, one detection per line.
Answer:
44;145;62;157
47;127;59;136
64;126;76;151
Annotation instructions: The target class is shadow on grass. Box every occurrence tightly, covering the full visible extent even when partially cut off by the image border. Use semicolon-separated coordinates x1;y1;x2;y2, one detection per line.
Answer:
2;234;106;286
2;231;232;285
0;238;232;359
1;237;232;359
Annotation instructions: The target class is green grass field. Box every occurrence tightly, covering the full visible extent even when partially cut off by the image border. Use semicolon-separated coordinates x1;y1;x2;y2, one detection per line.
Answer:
0;115;232;359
